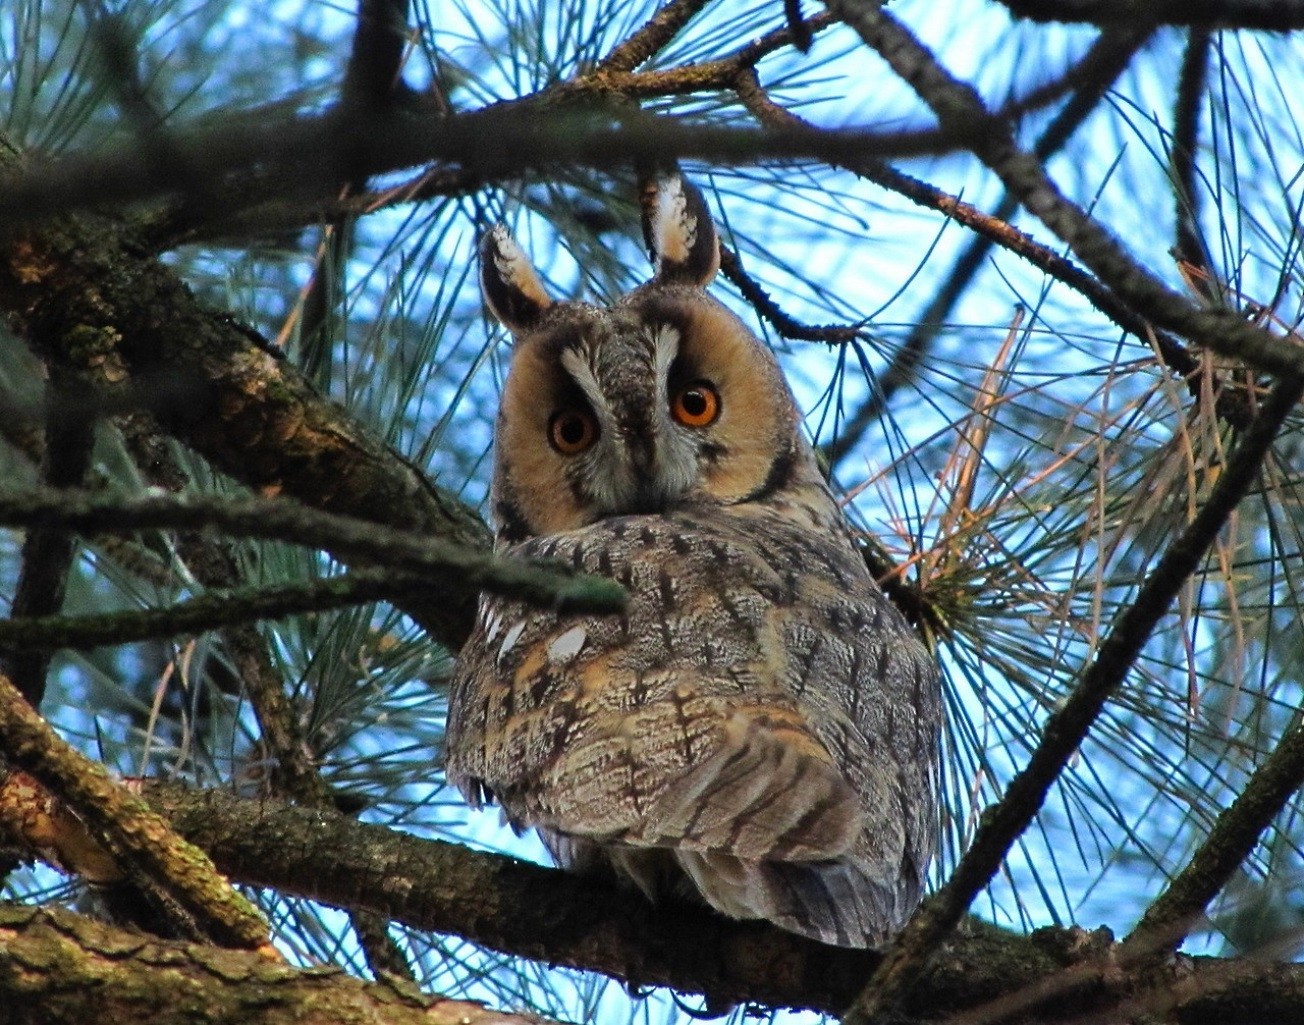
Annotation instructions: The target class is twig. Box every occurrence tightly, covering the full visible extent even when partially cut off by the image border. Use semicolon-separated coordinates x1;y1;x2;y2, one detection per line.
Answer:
827;0;1304;382
1122;675;1304;955
1171;27;1213;296
0;485;625;615
596;0;712;73
717;244;863;343
994;0;1304;30
841;366;1304;1023
0;568;432;652
813;25;1155;466
1;382;95;706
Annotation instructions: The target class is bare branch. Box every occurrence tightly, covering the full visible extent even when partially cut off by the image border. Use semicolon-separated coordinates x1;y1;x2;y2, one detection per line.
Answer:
0;381;94;706
0;906;552;1025
597;0;712;72
132;784;1304;1024
0;568;433;652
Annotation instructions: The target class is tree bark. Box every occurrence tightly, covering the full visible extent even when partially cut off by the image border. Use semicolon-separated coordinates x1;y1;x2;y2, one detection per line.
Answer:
0;905;551;1025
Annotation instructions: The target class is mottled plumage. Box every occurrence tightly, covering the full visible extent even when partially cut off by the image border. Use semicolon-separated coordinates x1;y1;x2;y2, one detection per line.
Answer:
446;177;940;947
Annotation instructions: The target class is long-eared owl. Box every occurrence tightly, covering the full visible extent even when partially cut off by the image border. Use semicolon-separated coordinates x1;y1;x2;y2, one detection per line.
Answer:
445;176;940;948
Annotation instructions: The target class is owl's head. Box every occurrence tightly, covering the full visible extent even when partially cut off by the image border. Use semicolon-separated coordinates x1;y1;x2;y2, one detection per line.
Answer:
482;176;814;540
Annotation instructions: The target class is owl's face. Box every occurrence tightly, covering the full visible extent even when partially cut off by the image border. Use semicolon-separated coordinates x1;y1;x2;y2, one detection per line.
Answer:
482;181;806;540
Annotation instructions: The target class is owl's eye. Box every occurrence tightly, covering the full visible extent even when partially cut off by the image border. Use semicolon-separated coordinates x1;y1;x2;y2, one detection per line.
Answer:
670;380;721;428
548;409;599;454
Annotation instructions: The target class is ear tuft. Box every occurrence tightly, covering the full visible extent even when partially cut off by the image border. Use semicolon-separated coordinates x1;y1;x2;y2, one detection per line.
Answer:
480;225;553;335
649;176;720;287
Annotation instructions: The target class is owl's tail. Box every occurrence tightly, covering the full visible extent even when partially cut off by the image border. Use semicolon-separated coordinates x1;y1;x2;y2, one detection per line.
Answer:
675;849;913;949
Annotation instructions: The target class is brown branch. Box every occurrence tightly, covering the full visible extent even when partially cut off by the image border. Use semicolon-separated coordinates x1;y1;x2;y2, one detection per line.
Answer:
0;906;552;1025
841;365;1304;1023
0;100;968;232
596;0;713;73
994;0;1304;30
1171;27;1213;295
717;244;864;343
825;0;1304;379
0;381;95;706
0;196;490;649
343;0;412;105
0;568;436;652
121;784;1304;1023
0;672;269;950
1122;701;1304;957
807;24;1157;465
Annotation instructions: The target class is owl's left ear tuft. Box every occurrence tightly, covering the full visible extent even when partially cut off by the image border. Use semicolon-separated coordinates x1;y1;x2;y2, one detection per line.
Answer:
648;176;721;288
481;225;554;335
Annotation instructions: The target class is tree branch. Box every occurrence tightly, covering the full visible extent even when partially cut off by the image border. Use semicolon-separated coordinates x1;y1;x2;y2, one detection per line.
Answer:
0;906;552;1025
0;486;626;617
0;381;95;705
825;0;1304;380
126;785;1304;1022
994;0;1304;30
0;673;269;950
0;568;437;652
842;364;1304;1022
0;196;491;649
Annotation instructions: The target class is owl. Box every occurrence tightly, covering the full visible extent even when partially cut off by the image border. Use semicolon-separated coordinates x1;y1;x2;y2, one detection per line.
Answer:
445;176;940;948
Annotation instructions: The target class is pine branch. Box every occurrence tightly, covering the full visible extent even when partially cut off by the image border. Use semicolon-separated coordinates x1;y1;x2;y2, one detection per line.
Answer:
842;369;1304;1022
0;485;626;617
129;784;1304;1022
825;0;1304;379
0;191;491;648
0;568;432;652
994;0;1304;30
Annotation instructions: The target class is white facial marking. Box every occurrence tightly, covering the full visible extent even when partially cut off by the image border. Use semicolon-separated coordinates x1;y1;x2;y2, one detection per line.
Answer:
547;625;588;665
652;324;680;388
497;621;526;663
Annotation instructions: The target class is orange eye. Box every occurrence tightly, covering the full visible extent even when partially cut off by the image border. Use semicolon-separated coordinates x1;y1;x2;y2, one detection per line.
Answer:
548;409;599;454
670;380;721;428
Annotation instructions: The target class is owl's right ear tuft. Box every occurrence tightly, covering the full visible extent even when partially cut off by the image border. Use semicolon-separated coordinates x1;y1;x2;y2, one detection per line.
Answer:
480;225;553;335
647;175;721;288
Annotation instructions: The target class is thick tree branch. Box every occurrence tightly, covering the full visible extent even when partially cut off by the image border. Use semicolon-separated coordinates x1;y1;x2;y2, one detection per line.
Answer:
0;673;269;950
0;906;551;1025
0;199;490;648
0;102;971;231
121;785;1304;1022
